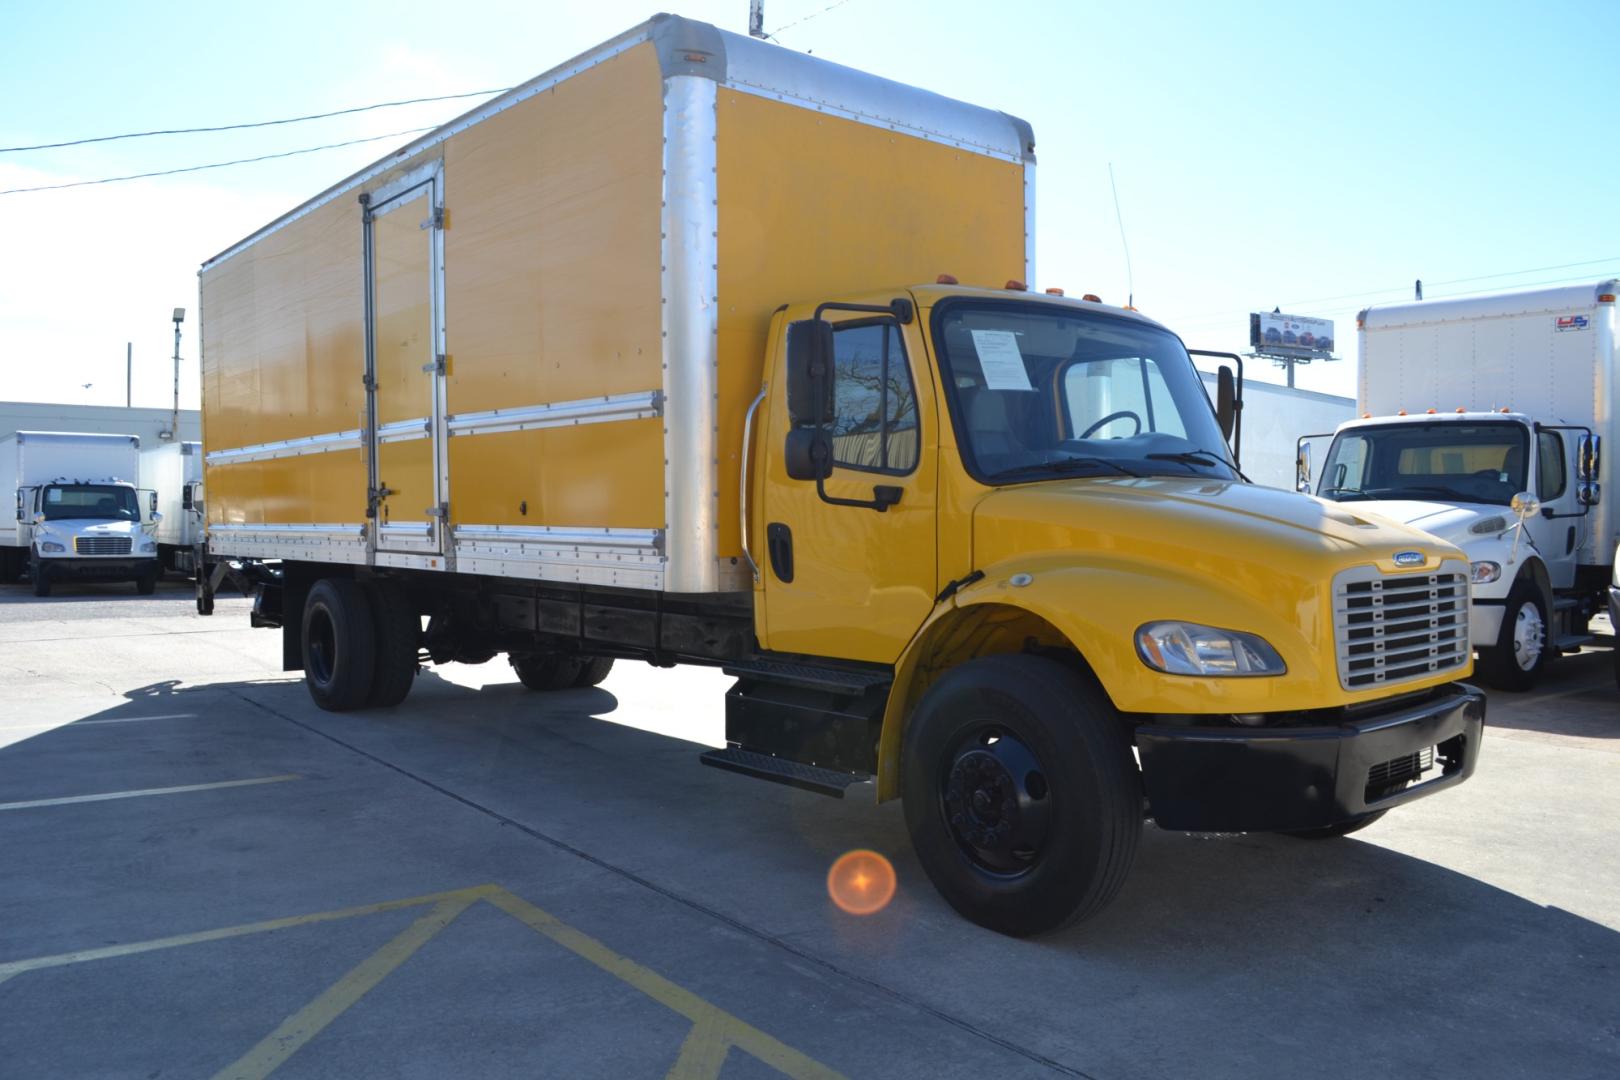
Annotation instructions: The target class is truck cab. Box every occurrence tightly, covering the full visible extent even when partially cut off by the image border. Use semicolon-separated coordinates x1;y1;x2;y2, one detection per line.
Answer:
1309;411;1602;688
21;478;162;596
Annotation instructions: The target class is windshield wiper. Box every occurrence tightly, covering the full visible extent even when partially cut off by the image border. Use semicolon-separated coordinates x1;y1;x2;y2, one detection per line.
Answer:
1145;449;1248;482
1378;483;1481;502
992;457;1143;481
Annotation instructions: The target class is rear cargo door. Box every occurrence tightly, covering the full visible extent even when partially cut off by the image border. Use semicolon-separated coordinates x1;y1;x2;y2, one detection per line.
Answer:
364;163;446;555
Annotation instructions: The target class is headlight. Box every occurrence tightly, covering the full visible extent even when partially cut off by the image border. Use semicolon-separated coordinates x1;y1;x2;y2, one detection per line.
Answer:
1135;621;1287;677
1470;560;1501;584
39;541;66;553
140;540;157;552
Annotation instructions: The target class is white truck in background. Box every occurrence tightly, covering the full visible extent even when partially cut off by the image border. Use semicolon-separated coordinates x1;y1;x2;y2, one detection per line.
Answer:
140;440;203;577
0;431;163;596
1301;280;1613;689
1198;371;1354;489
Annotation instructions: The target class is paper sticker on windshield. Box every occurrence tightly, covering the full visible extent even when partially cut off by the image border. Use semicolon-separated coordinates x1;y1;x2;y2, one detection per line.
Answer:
970;330;1034;391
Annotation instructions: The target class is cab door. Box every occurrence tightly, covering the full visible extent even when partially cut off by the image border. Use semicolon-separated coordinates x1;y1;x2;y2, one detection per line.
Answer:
757;306;937;664
1526;427;1583;589
363;164;446;555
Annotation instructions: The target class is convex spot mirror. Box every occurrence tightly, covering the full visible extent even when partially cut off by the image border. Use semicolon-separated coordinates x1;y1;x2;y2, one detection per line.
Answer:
785;319;834;428
1578;481;1601;507
784;428;833;482
1510;492;1541;518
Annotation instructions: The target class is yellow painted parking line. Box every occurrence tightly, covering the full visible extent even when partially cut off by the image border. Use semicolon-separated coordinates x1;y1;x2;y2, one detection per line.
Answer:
0;885;498;984
0;883;846;1080
0;773;300;812
215;894;483;1080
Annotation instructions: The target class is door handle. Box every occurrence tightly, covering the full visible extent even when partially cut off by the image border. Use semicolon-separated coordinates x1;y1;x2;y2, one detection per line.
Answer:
766;522;794;583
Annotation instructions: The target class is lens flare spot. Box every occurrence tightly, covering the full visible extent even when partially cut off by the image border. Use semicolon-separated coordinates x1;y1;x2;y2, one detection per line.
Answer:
827;849;896;916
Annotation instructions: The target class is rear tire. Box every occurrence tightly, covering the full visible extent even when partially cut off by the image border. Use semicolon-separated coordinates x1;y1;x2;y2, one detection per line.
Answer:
509;651;583;691
362;579;419;708
1477;580;1549;691
901;654;1142;937
301;578;376;711
571;657;615;688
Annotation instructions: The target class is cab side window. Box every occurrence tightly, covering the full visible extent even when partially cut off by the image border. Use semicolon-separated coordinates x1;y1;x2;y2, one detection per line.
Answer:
1537;431;1566;499
829;322;918;474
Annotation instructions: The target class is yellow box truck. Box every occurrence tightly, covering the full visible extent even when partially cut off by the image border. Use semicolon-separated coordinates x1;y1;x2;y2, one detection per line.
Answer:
198;14;1485;935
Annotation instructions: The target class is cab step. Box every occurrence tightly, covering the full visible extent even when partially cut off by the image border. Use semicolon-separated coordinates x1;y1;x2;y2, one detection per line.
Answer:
699;747;869;798
1554;633;1596;652
722;658;891;693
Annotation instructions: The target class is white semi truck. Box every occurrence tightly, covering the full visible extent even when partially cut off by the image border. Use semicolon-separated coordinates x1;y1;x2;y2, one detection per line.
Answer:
1301;280;1613;689
140;440;203;577
0;431;163;596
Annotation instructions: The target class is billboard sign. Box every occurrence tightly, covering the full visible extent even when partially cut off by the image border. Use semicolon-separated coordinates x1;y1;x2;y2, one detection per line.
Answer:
1250;312;1335;357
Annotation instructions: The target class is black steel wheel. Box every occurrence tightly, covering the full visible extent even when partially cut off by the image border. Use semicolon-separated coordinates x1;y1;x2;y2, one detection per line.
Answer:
509;651;583;691
902;654;1142;937
301;578;376;711
570;657;615;688
362;579;419;708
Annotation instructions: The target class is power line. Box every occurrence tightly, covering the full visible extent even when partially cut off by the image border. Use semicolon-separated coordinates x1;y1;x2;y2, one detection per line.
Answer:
0;126;437;195
771;0;856;35
0;89;510;154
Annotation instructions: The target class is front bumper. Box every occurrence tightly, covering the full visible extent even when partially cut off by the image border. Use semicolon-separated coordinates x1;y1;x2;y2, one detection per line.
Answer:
1136;683;1485;832
1468;601;1505;650
37;557;157;581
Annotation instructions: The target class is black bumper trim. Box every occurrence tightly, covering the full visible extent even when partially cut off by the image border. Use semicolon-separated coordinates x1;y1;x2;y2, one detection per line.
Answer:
1136;683;1486;832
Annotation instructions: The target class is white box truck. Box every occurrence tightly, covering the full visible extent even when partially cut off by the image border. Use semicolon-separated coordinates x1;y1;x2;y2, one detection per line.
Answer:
140;440;204;577
0;431;163;596
1302;280;1613;689
1198;371;1354;490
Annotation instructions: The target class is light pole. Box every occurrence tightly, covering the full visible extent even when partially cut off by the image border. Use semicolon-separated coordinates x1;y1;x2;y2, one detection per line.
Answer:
167;307;185;441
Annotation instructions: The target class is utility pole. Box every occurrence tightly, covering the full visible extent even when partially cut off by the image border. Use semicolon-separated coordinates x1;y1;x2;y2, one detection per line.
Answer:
167;308;184;441
126;342;132;408
749;0;766;39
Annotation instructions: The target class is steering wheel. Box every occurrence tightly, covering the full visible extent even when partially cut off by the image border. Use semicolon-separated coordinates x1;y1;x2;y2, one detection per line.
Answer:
1078;410;1143;439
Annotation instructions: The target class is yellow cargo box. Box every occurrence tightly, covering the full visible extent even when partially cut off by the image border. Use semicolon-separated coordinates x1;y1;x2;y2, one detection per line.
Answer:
201;14;1031;592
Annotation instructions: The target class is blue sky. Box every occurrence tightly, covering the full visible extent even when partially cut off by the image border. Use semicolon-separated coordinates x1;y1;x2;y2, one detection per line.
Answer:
3;0;1616;408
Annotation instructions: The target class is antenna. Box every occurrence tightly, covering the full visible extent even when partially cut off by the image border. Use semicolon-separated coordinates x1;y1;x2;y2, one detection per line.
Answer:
749;1;766;39
1108;163;1135;307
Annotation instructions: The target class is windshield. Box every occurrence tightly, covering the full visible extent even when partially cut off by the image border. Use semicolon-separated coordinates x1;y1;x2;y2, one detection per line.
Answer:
1319;421;1529;506
931;300;1237;484
41;484;140;522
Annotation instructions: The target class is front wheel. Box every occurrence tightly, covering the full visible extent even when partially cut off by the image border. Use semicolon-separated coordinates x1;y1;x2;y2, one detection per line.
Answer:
135;569;158;595
902;654;1142;937
509;651;583;691
1477;580;1549;691
31;558;51;597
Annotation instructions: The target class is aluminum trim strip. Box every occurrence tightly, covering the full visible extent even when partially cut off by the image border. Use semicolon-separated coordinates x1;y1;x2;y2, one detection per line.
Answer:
205;430;362;466
1023;162;1037;287
661;75;721;593
376;417;432;444
447;391;663;437
451;524;662;549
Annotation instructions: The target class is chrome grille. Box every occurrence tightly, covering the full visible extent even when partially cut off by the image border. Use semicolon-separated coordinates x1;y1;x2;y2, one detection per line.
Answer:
1334;565;1470;690
74;536;132;555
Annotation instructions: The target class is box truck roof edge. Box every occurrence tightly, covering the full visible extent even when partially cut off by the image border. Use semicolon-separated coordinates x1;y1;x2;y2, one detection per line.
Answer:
200;13;1036;274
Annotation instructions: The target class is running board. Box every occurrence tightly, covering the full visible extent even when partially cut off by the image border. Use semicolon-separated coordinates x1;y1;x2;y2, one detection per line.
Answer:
1554;633;1596;652
699;747;869;798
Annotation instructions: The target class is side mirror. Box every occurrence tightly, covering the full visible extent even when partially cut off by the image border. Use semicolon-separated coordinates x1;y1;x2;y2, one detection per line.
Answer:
31;511;46;526
784;428;833;482
1577;433;1601;482
1295;442;1313;494
1510;491;1541;518
1578;481;1601;507
149;491;159;514
13;488;21;522
1215;366;1236;442
149;510;164;524
786;320;835;427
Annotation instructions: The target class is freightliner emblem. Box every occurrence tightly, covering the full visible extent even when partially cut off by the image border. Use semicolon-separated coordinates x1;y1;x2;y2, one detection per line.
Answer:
1393;550;1425;567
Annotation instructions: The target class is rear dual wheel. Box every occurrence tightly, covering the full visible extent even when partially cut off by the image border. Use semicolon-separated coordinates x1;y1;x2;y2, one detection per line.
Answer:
902;654;1142;937
301;577;418;711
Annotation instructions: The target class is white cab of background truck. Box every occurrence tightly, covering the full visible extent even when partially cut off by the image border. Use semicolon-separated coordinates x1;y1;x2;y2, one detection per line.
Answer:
1301;280;1612;689
140;440;203;577
0;431;163;596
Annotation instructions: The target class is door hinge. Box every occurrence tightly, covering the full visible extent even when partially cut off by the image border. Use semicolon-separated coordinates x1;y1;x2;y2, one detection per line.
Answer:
420;206;445;231
422;353;447;375
426;502;449;520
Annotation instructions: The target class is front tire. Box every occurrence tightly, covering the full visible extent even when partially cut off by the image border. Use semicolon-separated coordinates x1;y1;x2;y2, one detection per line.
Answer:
31;557;51;598
901;654;1142;937
135;569;158;595
571;657;614;688
301;578;376;711
1477;580;1549;691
